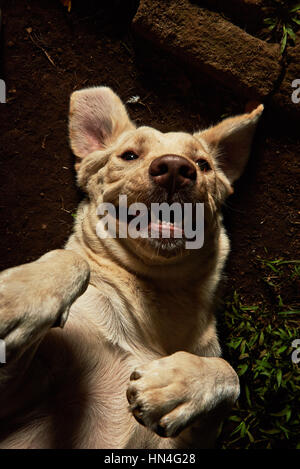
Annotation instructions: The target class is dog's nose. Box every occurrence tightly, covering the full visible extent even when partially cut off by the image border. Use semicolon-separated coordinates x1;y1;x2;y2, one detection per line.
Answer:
149;155;196;194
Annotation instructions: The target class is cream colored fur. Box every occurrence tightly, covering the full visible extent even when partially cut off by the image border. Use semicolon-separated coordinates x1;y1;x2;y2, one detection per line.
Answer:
0;87;263;448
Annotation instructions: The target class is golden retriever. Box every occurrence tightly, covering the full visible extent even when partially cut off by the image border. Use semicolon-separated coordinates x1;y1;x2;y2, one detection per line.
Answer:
0;87;263;448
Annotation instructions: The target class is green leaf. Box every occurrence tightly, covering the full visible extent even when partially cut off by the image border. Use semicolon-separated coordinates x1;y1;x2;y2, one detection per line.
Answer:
228;337;243;349
277;369;282;388
278;295;284;307
277;345;288;354
240;339;247;354
265;263;279;273
248;332;259;348
278;424;290;439
247;429;254;443
239;353;249;360
245;384;252;406
229;415;242;422
278;310;300;315
275;260;300;265
286;408;292;422
280;31;288;54
240;421;247;438
289;4;300;13
259;331;264;346
261;428;281;435
230;421;244;437
270;408;289;418
238;363;248;376
264;17;276;26
286;26;296;41
241;306;259;311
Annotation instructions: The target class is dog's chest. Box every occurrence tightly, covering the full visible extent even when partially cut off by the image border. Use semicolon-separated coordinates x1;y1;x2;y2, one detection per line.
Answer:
49;281;212;447
1;343;144;449
48;339;168;449
133;282;208;354
56;349;137;448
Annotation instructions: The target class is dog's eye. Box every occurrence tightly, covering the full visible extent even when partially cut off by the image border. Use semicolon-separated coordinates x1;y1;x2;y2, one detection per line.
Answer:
120;151;139;161
196;159;211;172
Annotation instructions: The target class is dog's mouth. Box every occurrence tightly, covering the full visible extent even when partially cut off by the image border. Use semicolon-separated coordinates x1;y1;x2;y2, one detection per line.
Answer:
114;203;198;240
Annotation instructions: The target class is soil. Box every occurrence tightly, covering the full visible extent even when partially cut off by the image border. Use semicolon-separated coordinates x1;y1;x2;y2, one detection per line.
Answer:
133;0;282;101
0;0;299;448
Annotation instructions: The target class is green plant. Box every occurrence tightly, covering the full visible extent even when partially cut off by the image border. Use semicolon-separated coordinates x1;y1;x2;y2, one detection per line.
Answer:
218;259;300;448
264;1;300;53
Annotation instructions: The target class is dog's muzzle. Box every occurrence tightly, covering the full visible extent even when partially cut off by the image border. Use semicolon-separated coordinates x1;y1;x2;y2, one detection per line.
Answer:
149;155;196;198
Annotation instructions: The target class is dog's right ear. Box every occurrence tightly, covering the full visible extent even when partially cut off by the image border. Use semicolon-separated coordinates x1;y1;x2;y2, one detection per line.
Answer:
69;86;135;169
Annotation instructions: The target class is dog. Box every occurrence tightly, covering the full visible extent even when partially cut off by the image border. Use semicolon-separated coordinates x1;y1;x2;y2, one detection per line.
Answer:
0;87;263;448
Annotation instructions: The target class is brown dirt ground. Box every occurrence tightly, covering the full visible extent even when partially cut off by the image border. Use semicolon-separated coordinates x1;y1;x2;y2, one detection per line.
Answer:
0;0;299;448
133;0;282;101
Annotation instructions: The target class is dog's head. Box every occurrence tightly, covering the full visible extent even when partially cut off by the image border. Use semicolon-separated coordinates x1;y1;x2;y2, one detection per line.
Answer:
69;87;263;262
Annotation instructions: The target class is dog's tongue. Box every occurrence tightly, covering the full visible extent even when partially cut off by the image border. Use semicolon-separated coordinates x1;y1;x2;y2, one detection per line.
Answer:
148;220;183;237
147;209;184;237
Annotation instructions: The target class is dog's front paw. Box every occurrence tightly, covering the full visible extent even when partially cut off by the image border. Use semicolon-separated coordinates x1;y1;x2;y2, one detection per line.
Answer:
0;250;89;362
127;352;239;438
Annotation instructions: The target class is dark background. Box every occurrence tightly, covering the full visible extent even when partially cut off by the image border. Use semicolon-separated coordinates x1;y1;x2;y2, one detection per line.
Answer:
0;0;299;449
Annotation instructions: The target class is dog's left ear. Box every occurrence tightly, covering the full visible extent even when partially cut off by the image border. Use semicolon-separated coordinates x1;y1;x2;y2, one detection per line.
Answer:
194;104;264;183
69;86;135;168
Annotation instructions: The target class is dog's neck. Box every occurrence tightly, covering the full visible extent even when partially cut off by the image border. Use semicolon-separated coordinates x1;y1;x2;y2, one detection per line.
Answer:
66;200;229;356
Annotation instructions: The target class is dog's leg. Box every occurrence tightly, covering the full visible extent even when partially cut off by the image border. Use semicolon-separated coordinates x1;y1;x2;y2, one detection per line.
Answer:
127;351;240;448
0;249;90;390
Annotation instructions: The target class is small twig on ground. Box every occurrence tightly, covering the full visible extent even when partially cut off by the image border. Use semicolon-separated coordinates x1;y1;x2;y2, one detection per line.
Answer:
26;27;57;69
60;196;71;214
41;134;49;149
